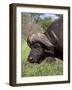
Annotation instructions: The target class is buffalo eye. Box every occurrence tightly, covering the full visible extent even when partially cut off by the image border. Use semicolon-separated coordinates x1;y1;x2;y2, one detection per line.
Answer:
32;43;41;48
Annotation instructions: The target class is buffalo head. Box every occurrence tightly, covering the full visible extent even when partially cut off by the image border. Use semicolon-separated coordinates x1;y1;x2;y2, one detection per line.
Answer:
27;33;54;64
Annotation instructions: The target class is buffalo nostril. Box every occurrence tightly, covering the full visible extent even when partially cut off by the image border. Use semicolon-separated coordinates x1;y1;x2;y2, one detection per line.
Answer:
29;57;33;61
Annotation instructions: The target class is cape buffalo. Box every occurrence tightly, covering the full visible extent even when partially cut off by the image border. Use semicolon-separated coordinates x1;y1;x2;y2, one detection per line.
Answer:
27;18;63;64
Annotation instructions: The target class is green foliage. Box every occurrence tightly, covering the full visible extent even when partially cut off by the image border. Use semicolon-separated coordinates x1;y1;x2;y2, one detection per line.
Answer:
21;40;63;77
21;39;31;62
21;13;53;39
39;17;52;31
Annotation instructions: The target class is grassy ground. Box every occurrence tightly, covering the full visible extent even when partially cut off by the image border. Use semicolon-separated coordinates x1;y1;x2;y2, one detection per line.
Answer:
21;39;63;77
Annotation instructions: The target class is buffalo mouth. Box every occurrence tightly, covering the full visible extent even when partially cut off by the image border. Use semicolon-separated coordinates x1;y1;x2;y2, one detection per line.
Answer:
28;57;42;64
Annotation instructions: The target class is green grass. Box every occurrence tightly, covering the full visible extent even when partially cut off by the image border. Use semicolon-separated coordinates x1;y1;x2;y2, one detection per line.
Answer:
21;39;63;77
21;39;31;62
